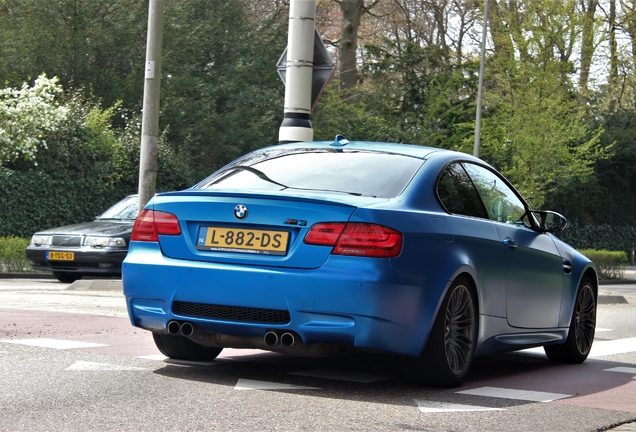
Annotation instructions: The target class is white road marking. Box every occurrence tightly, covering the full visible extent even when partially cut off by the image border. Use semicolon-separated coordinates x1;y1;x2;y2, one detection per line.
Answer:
604;367;636;374
134;354;233;366
65;361;147;371
234;378;320;391
289;368;396;383
0;338;108;350
136;354;168;361
457;386;571;402
596;328;614;332
521;337;636;358
0;292;128;317
415;400;505;413
164;358;232;366
589;338;636;357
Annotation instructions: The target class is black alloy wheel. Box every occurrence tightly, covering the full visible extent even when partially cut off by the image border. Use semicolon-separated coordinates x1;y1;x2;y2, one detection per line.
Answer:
544;276;596;363
444;283;477;377
401;276;476;387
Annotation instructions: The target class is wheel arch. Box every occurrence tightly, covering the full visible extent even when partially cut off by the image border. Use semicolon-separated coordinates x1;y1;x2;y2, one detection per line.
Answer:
401;269;480;386
582;267;599;299
414;268;480;357
447;266;480;316
559;264;598;328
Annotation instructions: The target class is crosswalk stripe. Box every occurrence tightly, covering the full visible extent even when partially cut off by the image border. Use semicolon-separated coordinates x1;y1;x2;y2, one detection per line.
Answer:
415;400;505;413
134;354;233;366
589;338;636;357
0;338;108;350
604;367;636;374
65;361;147;371
136;354;169;361
234;378;320;391
521;337;636;358
457;386;571;402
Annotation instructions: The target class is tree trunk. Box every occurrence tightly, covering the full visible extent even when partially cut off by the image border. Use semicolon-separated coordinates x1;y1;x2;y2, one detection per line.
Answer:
488;0;515;63
624;1;636;72
579;0;598;95
609;0;618;111
339;0;363;89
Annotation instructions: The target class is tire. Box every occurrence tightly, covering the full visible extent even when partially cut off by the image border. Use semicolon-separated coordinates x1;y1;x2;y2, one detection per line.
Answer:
52;271;83;283
152;332;223;361
544;277;596;363
401;277;477;387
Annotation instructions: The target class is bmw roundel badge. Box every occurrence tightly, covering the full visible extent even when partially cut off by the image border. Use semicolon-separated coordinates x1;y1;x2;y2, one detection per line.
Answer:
234;204;248;220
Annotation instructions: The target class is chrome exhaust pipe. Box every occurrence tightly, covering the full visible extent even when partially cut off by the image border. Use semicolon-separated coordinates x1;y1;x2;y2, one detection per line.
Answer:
167;320;181;336
264;331;279;346
180;322;194;337
280;332;296;347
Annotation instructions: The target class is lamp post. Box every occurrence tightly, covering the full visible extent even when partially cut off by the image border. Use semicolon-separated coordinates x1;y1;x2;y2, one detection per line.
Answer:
473;0;489;158
278;0;316;143
138;0;165;213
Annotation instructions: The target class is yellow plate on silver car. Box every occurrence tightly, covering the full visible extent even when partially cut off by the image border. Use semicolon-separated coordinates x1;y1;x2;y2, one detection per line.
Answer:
196;226;289;256
47;251;74;261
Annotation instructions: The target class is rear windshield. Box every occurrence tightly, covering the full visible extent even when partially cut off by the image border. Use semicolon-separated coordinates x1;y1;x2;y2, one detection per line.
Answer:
197;149;424;198
97;196;139;220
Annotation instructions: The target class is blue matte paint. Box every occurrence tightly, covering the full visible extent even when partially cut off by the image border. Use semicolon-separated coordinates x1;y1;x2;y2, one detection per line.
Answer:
123;140;597;361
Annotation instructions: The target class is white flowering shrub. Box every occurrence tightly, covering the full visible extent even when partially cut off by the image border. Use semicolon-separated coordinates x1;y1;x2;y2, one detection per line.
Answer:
0;74;69;164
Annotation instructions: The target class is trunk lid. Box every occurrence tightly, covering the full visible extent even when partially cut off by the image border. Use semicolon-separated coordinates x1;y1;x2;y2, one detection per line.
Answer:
149;190;386;269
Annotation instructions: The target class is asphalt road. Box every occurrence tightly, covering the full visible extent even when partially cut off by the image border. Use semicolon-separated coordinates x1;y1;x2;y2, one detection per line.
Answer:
1;277;635;431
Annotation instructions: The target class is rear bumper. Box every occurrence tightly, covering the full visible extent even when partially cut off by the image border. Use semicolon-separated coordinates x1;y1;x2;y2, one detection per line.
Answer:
123;242;449;357
26;247;126;275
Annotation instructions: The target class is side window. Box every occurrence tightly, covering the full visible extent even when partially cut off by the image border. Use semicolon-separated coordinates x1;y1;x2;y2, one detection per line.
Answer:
436;163;488;219
462;163;527;224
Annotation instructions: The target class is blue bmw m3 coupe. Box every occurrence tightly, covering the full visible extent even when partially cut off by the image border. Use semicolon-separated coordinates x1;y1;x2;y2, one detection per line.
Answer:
123;137;598;387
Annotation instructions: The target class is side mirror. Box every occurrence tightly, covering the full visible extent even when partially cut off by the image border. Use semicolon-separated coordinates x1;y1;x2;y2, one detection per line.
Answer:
531;210;568;233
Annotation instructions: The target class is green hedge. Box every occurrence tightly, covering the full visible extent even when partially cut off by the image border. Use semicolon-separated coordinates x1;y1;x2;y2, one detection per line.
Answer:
0;237;31;272
578;249;628;280
558;223;636;258
0;168;127;238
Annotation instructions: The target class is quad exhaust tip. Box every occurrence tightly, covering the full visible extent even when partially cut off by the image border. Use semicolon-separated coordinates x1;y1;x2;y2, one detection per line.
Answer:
169;323;301;348
281;332;295;347
264;331;298;347
264;331;279;346
167;320;194;337
167;320;181;336
180;322;194;337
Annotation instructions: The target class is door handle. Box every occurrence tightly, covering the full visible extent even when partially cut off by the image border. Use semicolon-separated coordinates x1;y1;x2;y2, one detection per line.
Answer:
503;238;518;249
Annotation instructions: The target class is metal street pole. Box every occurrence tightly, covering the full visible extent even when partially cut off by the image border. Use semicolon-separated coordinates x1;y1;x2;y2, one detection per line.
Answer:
279;0;316;143
138;0;165;213
473;0;489;158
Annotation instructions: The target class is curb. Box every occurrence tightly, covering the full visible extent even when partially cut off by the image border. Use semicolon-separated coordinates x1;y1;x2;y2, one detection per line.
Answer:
600;280;636;285
0;273;54;279
598;295;629;305
66;280;123;292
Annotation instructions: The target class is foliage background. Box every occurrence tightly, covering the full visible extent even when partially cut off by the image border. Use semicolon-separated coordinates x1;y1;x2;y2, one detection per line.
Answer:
0;0;635;256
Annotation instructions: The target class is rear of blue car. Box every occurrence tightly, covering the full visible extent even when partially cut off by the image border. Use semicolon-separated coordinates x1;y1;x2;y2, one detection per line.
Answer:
122;144;443;359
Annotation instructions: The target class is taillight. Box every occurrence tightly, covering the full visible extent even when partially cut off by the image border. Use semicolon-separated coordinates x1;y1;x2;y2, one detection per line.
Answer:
131;209;182;242
304;222;402;258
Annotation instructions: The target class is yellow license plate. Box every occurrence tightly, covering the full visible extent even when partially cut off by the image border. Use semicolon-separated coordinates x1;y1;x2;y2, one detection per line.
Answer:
196;226;289;256
47;251;75;261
